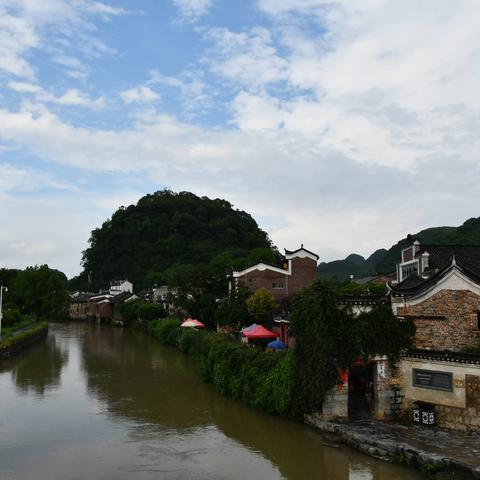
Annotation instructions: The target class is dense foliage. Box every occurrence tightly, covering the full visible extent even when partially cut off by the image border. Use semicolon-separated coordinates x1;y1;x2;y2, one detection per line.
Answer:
214;286;250;328
119;298;167;323
149;319;293;416
71;190;278;292
0;266;69;323
318;216;480;279
246;288;276;323
290;280;415;417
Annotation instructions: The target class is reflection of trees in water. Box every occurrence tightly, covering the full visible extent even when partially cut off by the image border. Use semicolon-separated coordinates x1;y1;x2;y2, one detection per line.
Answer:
79;325;418;480
9;334;69;395
80;325;216;429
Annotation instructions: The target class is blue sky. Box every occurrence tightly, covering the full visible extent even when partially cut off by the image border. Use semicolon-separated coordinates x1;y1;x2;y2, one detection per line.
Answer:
1;0;480;278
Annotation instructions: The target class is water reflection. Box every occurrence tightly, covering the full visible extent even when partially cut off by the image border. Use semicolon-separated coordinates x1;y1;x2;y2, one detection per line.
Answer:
78;325;420;480
0;324;421;480
80;325;214;428
1;333;68;395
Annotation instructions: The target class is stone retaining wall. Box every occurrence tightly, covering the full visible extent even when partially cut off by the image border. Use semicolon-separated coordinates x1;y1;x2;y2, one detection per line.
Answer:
305;417;480;479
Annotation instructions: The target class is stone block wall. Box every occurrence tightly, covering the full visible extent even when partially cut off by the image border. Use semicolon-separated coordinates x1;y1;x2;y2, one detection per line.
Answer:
398;358;480;432
312;385;348;422
397;289;480;351
373;358;395;419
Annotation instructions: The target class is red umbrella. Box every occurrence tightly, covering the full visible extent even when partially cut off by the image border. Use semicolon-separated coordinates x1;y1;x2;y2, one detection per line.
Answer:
181;318;206;328
241;325;277;339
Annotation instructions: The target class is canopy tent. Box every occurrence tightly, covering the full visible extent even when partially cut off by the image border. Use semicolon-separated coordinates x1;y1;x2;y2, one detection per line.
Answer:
241;324;277;339
181;318;205;328
240;323;258;334
267;340;287;350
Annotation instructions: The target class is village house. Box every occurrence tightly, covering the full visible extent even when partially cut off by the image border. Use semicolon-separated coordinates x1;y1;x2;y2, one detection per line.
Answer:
69;280;136;324
230;245;319;302
109;279;133;296
387;240;480;431
316;241;480;432
69;292;95;320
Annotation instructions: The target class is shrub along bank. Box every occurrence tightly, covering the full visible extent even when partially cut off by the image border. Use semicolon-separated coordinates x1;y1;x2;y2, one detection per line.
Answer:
148;280;414;420
149;318;293;416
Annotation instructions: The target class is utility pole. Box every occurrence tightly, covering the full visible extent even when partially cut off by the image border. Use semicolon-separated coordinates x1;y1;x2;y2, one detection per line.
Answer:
0;285;8;339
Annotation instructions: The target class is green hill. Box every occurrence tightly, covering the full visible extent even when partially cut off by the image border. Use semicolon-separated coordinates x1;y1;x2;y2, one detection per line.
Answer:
70;190;277;291
318;217;480;280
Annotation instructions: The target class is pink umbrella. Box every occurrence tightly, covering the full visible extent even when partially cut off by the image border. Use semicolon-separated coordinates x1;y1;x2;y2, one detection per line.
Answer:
181;318;206;328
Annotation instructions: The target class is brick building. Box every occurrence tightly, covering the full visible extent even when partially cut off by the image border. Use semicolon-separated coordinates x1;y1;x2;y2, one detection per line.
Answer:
390;241;480;351
386;240;480;431
69;293;95;320
230;245;319;301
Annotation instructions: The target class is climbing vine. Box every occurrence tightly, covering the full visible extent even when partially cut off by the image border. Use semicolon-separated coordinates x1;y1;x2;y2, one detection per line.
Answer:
290;280;415;418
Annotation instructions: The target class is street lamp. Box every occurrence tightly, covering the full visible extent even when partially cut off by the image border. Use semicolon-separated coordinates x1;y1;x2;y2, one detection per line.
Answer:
0;285;8;339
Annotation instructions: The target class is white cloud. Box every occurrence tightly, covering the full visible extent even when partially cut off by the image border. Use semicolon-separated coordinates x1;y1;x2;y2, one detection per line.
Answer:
120;86;160;104
173;0;213;23
8;82;106;109
8;81;42;93
0;0;127;80
3;0;480;275
206;27;288;89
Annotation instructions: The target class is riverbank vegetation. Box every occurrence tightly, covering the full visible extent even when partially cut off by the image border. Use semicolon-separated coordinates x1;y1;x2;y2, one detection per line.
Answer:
0;321;48;358
291;281;415;417
148;280;415;419
149;318;294;416
0;266;69;337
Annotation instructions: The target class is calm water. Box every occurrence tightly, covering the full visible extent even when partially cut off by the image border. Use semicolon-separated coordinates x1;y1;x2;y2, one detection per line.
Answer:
0;323;421;480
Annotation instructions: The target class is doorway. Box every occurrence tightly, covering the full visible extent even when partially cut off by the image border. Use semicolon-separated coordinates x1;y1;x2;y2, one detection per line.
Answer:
348;360;374;422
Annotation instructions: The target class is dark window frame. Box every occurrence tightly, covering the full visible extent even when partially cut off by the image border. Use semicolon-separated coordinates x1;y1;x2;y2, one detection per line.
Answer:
412;368;453;392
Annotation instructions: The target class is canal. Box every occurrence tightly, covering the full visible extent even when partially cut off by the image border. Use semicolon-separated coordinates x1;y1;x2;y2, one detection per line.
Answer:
0;323;422;480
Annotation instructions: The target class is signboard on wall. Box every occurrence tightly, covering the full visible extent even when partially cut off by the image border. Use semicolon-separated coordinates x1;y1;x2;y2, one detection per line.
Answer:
412;368;453;391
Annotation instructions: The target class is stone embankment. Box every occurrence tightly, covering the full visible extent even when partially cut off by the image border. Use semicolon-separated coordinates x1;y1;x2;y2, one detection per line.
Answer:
306;415;480;478
0;323;48;360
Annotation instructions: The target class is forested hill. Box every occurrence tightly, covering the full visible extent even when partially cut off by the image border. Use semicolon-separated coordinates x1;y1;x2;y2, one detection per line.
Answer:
70;190;278;291
318;217;480;281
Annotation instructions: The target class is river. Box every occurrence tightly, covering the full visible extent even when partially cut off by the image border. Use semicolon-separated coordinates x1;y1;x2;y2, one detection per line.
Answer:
0;323;422;480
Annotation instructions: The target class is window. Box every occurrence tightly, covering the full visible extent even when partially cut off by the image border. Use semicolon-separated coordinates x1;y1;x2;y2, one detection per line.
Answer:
401;263;418;280
477;312;480;332
272;282;284;289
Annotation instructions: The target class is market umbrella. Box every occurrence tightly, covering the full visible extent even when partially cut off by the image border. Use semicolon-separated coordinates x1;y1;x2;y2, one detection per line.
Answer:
181;318;206;328
267;340;287;350
241;324;277;339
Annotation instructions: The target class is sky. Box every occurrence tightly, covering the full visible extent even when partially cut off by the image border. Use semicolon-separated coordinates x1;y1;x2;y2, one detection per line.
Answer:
1;0;480;278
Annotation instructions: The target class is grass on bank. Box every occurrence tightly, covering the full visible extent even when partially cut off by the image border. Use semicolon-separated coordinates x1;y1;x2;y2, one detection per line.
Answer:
0;321;48;349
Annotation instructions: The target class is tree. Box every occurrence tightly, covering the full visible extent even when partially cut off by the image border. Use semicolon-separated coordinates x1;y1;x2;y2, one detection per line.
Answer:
246;288;276;324
119;299;167;323
215;286;251;328
13;265;70;320
290;280;414;418
71;190;276;292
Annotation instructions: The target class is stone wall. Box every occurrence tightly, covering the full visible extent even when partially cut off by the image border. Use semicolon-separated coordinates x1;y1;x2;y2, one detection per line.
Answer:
398;357;480;432
397;289;480;351
373;358;395;419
